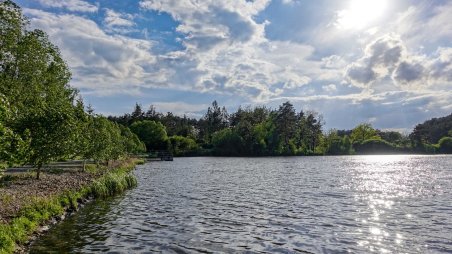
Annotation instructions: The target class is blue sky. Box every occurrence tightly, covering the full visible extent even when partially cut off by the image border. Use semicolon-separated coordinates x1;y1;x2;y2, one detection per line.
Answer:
16;0;452;131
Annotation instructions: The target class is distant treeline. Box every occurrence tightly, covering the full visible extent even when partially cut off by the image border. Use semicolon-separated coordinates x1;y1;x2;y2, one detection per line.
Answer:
109;102;452;156
0;1;145;178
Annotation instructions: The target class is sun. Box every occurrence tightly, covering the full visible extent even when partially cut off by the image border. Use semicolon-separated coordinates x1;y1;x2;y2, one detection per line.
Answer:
336;0;387;30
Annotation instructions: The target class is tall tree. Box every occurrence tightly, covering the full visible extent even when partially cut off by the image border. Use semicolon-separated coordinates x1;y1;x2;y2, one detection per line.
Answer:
0;2;78;179
275;101;297;153
201;100;229;141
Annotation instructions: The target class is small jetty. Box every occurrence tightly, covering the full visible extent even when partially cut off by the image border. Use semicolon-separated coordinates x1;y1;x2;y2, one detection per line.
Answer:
147;150;173;161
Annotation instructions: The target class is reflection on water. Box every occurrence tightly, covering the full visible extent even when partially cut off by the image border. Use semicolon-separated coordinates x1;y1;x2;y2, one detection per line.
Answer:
30;155;452;253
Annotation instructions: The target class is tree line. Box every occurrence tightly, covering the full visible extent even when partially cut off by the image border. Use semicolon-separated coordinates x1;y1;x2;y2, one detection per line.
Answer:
109;100;452;156
0;1;145;178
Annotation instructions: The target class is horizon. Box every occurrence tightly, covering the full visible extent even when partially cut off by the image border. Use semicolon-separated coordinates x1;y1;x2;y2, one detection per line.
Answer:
15;0;452;131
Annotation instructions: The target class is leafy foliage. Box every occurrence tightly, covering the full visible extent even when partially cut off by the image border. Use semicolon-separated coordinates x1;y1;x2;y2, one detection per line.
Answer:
168;135;199;156
438;137;452;154
130;120;168;151
0;2;145;178
410;113;452;145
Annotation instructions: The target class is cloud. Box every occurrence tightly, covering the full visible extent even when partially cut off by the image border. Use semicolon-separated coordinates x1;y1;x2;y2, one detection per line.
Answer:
137;0;323;101
24;8;156;94
393;3;452;49
345;33;452;90
345;34;405;87
23;0;346;102
322;84;337;93
429;47;452;83
152;102;208;118
104;9;134;28
281;0;297;5
36;0;98;13
392;60;426;86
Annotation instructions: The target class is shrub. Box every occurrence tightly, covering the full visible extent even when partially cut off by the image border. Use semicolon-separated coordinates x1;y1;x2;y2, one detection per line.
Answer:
354;138;397;154
438;137;452;154
0;224;14;254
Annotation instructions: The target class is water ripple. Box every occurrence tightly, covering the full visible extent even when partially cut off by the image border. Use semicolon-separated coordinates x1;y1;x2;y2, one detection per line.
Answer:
30;155;452;253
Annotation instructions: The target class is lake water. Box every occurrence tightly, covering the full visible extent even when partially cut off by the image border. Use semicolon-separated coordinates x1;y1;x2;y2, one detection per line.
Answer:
30;155;452;253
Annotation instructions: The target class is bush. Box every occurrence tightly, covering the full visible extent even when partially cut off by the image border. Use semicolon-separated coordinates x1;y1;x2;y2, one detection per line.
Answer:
354;138;397;154
438;137;452;154
211;129;244;156
0;224;14;254
90;171;137;198
168;136;199;156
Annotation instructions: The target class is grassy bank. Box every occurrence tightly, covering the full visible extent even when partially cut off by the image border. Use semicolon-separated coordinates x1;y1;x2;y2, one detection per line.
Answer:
0;158;143;254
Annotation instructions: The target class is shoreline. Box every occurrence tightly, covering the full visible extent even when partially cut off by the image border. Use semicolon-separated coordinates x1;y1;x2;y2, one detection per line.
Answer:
16;196;94;254
0;158;144;254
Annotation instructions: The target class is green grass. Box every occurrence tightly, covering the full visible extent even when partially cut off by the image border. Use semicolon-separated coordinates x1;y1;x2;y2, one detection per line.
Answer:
0;159;139;254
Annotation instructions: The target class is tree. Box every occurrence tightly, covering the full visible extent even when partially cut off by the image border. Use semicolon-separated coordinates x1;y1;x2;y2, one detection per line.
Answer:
324;130;352;155
120;125;146;155
0;95;27;167
354;139;396;154
275;101;297;154
89;116;115;163
438;137;452;154
410;113;452;145
201;101;229;140
350;123;380;144
0;2;78;179
378;130;403;144
130;120;169;150
168;135;198;156
211;128;244;156
131;103;144;122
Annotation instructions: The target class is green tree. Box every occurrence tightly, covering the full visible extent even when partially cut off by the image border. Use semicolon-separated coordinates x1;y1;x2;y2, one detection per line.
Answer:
211;128;244;156
168;135;198;156
0;95;27;167
324;130;352;155
350;123;380;144
438;137;452;154
275;101;297;154
130;120;169;150
409;113;452;148
89;116;115;163
201;100;229;141
1;2;78;179
120;125;146;155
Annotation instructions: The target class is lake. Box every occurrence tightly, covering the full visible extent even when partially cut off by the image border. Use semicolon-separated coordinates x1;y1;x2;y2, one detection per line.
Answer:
30;155;452;253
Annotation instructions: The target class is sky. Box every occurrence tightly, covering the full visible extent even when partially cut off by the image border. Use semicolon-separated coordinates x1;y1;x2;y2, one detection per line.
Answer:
15;0;452;132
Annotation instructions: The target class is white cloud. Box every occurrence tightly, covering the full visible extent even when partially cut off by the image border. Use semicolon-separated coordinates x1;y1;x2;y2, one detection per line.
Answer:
137;0;325;101
345;34;405;87
37;0;98;13
393;3;452;49
23;0;347;102
153;102;208;117
322;84;337;93
428;47;452;83
24;8;156;94
104;9;134;28
281;0;297;5
345;34;452;90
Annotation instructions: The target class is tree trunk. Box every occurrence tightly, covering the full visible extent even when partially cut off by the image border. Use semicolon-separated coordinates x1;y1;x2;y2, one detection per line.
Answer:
36;165;41;180
82;159;86;172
